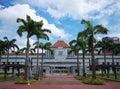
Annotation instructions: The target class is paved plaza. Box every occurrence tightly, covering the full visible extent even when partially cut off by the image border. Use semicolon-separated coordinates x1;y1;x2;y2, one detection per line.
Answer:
0;75;120;89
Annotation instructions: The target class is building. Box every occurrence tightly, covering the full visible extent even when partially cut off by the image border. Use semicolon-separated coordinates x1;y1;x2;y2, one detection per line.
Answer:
0;40;120;75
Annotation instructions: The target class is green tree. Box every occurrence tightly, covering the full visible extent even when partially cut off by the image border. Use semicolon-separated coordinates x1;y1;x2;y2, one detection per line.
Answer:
34;20;51;79
108;42;120;79
81;19;108;79
17;15;38;80
77;32;87;77
34;42;52;77
69;40;81;76
3;36;19;64
108;42;120;65
95;39;113;64
0;40;7;65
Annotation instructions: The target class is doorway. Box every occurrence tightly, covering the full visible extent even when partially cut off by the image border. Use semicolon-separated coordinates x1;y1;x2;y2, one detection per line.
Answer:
51;67;69;75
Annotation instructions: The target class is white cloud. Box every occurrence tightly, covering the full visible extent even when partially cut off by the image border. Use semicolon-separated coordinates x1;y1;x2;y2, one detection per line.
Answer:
107;24;120;38
42;20;71;40
0;4;71;47
16;36;35;49
20;0;119;20
0;5;4;9
98;19;109;27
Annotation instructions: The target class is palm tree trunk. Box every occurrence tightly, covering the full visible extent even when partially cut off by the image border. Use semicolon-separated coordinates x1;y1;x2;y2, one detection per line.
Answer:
37;38;39;79
24;37;30;80
0;54;1;65
15;55;17;64
91;49;96;79
7;49;9;64
104;51;107;74
91;35;96;79
112;53;114;65
104;51;106;64
41;48;44;77
77;52;80;76
82;52;86;77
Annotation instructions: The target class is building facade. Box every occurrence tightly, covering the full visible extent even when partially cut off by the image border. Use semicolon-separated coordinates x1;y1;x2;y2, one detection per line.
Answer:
0;40;120;75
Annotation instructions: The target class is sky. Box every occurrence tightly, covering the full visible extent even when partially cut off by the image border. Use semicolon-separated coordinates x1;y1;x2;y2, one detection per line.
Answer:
0;0;120;48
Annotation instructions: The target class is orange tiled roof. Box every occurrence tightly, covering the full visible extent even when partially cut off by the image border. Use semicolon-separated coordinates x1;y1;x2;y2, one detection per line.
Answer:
52;40;69;47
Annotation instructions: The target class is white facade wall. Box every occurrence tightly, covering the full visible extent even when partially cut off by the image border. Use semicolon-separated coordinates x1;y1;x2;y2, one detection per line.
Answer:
0;47;120;75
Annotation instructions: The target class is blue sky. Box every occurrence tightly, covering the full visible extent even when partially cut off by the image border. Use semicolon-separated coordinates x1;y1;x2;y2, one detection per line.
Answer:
0;0;120;48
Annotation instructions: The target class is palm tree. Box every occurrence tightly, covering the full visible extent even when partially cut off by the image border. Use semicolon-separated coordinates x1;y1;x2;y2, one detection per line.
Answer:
20;47;35;54
108;42;120;79
3;36;19;64
34;20;51;79
16;15;38;80
0;40;7;65
12;50;21;64
69;40;81;76
95;39;113;64
108;42;120;65
77;32;87;77
81;19;108;79
34;42;52;77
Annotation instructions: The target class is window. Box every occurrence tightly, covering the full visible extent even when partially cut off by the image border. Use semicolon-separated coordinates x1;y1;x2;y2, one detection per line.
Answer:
43;69;46;73
58;51;63;56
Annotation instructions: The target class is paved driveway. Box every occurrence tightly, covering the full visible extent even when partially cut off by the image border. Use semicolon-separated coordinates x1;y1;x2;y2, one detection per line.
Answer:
0;75;120;89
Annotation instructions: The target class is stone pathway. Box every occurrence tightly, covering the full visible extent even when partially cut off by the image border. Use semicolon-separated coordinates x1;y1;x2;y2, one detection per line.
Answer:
0;75;120;89
38;75;81;85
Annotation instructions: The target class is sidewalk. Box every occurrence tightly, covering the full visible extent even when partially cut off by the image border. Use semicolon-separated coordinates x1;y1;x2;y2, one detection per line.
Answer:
0;75;120;89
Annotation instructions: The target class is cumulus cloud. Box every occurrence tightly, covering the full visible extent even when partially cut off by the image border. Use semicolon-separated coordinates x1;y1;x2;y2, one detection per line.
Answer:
17;0;119;20
16;36;35;48
0;5;4;9
0;4;71;47
0;0;120;47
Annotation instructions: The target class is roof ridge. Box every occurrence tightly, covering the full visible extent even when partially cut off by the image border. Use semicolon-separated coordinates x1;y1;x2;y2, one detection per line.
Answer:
52;40;69;47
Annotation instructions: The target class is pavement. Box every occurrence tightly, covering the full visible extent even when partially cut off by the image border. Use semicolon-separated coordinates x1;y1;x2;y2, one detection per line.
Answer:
0;75;120;89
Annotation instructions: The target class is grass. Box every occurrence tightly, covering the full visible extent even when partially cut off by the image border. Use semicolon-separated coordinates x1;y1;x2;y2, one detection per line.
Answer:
74;76;84;80
0;74;17;80
16;75;47;84
15;78;37;84
97;73;120;80
82;77;104;85
74;75;105;85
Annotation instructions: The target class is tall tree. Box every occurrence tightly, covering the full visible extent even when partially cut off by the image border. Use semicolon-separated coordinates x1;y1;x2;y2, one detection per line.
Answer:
3;36;19;64
69;40;81;76
17;15;38;80
95;38;113;64
108;42;120;65
34;20;51;79
0;40;7;65
77;32;87;77
81;19;108;79
34;42;52;77
12;50;21;64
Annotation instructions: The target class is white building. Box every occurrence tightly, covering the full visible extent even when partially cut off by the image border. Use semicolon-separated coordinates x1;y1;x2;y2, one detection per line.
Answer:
1;40;120;75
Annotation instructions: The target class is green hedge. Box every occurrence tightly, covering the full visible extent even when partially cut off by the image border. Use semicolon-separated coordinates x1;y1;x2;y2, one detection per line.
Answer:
74;76;83;80
82;78;104;85
74;76;105;85
15;79;37;84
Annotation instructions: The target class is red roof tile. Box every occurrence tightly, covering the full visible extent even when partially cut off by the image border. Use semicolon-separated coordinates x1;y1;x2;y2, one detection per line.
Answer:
52;40;69;47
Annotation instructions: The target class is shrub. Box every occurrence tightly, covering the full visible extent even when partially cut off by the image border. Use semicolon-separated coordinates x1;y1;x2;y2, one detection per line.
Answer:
33;75;47;80
74;76;83;80
82;78;104;85
15;79;37;84
40;76;47;80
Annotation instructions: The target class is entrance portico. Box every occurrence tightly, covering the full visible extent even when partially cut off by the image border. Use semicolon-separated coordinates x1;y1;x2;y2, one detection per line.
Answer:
51;66;70;75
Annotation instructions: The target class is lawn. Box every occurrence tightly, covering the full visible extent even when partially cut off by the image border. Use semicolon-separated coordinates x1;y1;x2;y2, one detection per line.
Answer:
96;73;120;81
0;74;17;80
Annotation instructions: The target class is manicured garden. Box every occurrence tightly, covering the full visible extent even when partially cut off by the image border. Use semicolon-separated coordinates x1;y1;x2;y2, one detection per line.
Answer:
74;73;120;85
97;74;120;80
74;76;105;85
